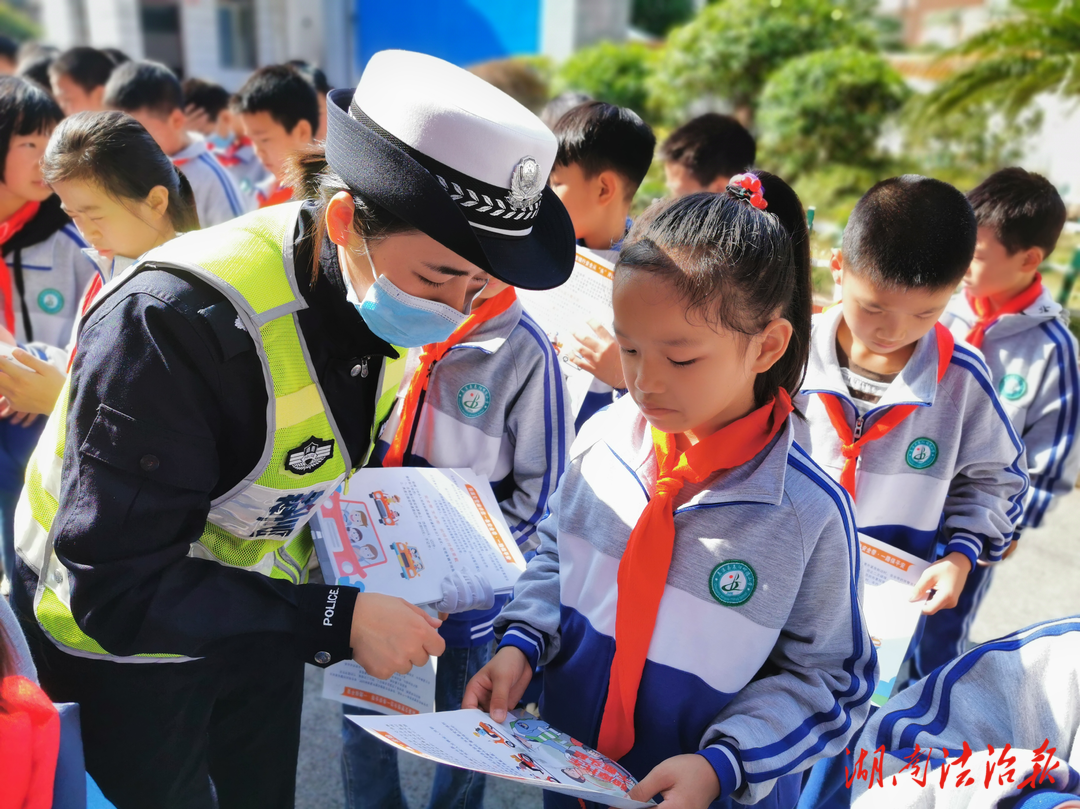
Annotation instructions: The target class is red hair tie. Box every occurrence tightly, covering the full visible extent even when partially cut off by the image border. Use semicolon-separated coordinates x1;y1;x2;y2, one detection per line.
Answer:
727;173;767;210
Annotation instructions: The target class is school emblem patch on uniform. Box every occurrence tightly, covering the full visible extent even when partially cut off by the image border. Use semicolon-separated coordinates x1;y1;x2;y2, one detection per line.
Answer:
457;383;490;418
999;374;1028;401
38;288;64;314
285;437;334;474
906;437;938;469
709;560;757;606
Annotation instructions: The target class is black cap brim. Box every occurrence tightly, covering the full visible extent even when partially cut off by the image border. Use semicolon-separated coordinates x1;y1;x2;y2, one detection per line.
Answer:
325;88;574;291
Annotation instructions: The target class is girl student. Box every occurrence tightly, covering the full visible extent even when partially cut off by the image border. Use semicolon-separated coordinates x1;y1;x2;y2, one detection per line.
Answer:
464;174;878;809
0;76;96;588
0;110;199;422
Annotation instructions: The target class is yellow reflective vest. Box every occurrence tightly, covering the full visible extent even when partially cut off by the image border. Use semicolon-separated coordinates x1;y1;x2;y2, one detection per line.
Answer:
15;203;405;661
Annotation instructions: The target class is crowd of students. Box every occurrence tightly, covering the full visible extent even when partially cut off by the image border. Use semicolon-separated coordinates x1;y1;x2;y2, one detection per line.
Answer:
0;38;1078;809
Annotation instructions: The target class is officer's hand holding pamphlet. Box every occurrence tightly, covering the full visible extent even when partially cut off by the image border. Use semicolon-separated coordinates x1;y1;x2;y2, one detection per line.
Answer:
311;467;527;715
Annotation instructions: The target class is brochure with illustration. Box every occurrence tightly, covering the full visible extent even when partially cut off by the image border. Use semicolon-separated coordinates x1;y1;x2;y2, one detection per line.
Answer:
516;245;615;412
348;709;655;808
311;467;527;606
858;534;931;706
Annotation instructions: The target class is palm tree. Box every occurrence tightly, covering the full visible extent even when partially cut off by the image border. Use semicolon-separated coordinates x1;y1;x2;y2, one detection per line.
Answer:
920;0;1080;119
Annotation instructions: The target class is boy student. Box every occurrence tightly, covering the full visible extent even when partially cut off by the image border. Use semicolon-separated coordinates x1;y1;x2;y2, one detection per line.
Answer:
659;113;756;198
48;46;115;116
233;64;319;208
794;175;1028;618
548;100;655;429
181;77;271;196
342;275;574;808
103;60;249;227
916;168;1079;677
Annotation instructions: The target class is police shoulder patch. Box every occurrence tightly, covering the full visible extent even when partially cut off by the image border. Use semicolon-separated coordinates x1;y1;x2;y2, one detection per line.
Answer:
285;437;334;474
709;560;757;606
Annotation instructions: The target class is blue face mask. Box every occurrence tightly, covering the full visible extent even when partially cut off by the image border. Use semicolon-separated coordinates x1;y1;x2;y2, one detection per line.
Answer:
349;249;471;348
207;133;233;151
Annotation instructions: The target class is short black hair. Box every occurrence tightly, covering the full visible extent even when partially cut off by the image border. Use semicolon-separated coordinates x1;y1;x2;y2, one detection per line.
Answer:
0;35;17;63
16;54;55;94
233;64;319;135
553;101;655;197
659;114;756;187
540;91;591;130
287;60;332;94
968;167;1067;258
182;77;231;120
0;75;63;183
103;60;183;118
844;175;977;290
101;48;130;66
48;46;116;92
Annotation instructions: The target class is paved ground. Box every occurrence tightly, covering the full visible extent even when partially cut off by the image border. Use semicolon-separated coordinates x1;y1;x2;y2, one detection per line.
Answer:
295;492;1080;808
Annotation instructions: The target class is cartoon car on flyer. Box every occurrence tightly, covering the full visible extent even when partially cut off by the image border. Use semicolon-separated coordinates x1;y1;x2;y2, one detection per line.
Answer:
564;746;635;793
369;491;401;526
511;753;549;777
314;496;387;587
394;542;424;579
474;721;515;748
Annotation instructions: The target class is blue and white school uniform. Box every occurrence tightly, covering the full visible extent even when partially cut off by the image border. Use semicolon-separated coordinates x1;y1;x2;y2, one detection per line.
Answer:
373;297;574;646
854;616;1080;808
794;305;1029;570
171;137;252;228
0;196;96;580
496;394;877;808
940;287;1080;531
918;288;1080;677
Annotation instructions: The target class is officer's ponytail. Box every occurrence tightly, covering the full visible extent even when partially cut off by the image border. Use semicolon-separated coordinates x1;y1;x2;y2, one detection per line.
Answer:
283;144;414;281
41;111;200;234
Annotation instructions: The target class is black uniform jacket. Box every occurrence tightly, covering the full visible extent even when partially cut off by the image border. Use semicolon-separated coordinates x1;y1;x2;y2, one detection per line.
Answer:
14;202;397;667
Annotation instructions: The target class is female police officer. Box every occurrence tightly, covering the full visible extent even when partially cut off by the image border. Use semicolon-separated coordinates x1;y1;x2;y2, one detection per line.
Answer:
11;51;574;808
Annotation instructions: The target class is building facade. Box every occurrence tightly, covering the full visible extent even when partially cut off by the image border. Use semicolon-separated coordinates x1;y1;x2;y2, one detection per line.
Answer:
39;0;629;89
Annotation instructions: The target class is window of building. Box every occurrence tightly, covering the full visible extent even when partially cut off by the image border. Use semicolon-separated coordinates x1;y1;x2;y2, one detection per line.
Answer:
219;0;256;70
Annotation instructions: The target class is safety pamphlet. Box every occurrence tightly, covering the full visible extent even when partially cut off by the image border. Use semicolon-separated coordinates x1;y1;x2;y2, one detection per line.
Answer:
311;467;527;606
516;245;616;412
322;657;437;716
858;534;931;706
348;709;656;808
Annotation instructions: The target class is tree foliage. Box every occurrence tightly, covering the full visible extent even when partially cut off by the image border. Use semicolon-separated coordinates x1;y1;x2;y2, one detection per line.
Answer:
552;40;659;121
920;0;1080;120
758;46;909;178
649;0;877;122
631;0;697;36
0;4;40;41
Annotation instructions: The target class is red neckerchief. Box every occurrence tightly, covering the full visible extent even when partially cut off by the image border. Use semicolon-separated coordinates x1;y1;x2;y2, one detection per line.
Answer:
382;287;518;468
214;136;252;167
596;390;794;762
0;201;42;333
257;182;293;208
819;322;954;499
0;675;60;809
964;274;1044;348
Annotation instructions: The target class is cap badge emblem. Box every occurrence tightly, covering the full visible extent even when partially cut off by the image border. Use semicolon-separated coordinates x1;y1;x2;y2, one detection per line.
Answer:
508;156;544;211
